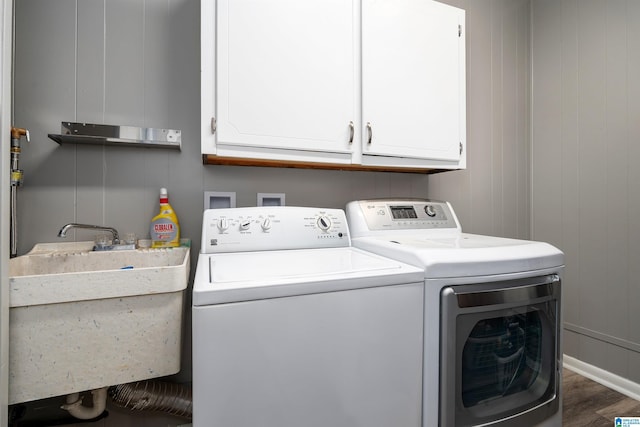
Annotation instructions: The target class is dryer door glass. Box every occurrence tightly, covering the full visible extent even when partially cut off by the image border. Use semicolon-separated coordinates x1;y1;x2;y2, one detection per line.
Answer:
440;276;561;427
461;308;550;409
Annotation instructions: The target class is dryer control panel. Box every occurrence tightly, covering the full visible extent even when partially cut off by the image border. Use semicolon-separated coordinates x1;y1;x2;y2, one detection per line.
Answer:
346;199;461;237
201;206;350;254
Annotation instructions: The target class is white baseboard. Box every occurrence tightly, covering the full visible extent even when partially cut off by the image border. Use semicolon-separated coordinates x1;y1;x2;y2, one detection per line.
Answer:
563;354;640;401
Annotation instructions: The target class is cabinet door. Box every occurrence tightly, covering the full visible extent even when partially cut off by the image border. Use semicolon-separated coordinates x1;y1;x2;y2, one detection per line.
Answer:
212;0;357;159
362;0;465;162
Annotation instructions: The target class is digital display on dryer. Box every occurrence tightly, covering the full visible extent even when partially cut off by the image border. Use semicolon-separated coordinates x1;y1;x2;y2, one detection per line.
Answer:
390;206;418;219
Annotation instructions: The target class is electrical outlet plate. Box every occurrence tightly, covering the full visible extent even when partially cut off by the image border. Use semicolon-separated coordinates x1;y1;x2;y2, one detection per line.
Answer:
257;193;285;207
204;191;236;209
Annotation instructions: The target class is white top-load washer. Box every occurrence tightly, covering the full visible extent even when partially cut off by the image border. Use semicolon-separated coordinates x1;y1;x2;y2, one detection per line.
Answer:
346;199;565;427
192;206;425;427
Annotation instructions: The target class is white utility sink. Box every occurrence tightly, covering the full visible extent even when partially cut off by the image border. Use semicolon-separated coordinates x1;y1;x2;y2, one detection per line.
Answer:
8;241;190;405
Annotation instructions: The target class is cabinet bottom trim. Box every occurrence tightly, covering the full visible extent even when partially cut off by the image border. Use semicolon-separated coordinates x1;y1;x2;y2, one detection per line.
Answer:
202;155;453;174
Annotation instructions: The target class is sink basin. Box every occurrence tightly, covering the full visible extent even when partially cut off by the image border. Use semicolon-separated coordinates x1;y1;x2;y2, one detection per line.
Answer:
8;241;190;404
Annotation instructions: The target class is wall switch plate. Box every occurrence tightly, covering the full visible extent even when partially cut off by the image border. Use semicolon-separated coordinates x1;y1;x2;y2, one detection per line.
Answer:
257;193;285;206
204;191;236;209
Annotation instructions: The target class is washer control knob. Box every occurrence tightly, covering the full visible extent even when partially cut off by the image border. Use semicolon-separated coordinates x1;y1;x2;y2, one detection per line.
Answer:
261;218;272;231
217;218;229;231
425;205;437;218
239;220;251;231
317;216;332;231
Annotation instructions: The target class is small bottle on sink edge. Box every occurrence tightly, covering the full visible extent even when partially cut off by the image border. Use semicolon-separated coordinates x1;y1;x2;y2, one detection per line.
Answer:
150;188;180;248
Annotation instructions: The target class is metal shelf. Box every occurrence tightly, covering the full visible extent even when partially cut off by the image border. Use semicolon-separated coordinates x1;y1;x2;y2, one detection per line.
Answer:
48;122;181;150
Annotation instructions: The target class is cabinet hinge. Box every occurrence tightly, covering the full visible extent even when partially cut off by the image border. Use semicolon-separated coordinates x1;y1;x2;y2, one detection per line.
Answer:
211;117;217;135
458;25;462;37
459;142;463;155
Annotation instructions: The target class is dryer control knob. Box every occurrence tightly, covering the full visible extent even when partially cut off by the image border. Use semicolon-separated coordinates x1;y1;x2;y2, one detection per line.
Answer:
217;218;229;231
425;205;437;217
239;220;251;231
317;216;332;231
261;218;272;231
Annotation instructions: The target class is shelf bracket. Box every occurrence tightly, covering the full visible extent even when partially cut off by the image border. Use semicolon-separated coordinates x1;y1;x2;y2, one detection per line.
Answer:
48;122;182;150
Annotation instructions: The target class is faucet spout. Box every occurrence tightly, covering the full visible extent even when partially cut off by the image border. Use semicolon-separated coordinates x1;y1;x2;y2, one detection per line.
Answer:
58;223;120;244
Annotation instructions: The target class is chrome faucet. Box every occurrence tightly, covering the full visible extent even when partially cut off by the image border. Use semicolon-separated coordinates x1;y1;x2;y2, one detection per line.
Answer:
58;223;120;244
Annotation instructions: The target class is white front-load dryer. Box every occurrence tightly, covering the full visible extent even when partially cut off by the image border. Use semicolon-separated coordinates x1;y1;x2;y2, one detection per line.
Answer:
346;199;564;427
192;206;425;427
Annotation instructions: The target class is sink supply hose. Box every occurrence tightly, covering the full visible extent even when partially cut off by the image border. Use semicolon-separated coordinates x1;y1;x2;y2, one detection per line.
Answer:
61;387;108;420
108;380;192;419
10;127;29;258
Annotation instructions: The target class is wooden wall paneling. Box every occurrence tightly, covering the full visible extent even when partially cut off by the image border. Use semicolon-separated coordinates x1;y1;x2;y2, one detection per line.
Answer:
76;1;107;226
490;0;505;236
575;0;608;345
627;0;640;349
531;0;562;247
463;0;493;234
515;0;530;240
603;0;629;346
559;0;580;344
501;0;518;239
14;0;78;252
103;1;155;239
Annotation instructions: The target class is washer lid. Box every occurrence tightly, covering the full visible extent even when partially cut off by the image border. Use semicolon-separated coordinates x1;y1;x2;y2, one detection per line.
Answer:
351;233;564;278
193;247;423;305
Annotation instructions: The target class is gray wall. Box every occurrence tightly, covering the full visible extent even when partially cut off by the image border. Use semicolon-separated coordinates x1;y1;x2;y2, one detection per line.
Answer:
13;0;534;259
531;0;640;382
13;0;437;261
12;1;433;424
13;0;437;257
11;0;540;424
429;0;532;239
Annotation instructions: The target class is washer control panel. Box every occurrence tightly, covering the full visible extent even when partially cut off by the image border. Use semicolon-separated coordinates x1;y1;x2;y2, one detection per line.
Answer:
346;199;460;234
201;206;350;254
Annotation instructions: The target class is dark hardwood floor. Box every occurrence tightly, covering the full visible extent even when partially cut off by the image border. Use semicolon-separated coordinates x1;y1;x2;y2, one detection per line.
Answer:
563;368;640;426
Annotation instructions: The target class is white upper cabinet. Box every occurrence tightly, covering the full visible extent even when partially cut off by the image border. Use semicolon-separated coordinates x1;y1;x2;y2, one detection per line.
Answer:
202;0;466;170
361;0;466;168
202;0;357;164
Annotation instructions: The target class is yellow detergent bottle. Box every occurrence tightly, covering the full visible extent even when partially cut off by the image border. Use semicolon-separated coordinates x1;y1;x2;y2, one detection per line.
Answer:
150;188;180;248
